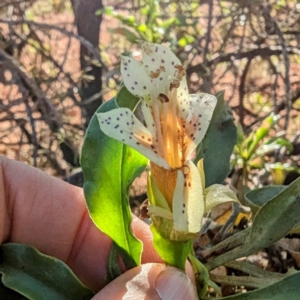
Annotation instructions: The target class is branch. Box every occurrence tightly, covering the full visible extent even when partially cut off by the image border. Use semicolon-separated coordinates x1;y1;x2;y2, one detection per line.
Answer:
0;47;63;131
23;97;38;167
261;5;291;131
203;0;213;61
276;87;300;112
0;0;30;9
238;58;252;126
187;45;300;76
0;18;103;68
10;27;77;87
209;273;279;289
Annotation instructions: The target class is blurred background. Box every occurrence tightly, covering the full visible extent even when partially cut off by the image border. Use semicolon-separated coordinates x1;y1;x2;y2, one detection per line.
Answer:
0;0;299;187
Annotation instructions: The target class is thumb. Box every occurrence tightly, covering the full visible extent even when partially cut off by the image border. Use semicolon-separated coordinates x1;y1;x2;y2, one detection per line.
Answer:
155;265;198;300
92;263;198;300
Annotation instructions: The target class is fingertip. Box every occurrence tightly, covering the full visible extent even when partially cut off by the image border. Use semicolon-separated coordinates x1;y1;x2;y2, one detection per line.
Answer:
92;263;164;300
155;266;198;300
93;263;197;300
131;217;163;263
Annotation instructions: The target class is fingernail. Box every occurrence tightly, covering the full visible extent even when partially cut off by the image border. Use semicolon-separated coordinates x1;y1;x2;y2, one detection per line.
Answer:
155;267;198;300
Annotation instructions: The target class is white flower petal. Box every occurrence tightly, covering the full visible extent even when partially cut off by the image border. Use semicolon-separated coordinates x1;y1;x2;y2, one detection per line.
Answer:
140;100;156;138
173;160;204;233
140;42;181;76
176;78;189;106
121;56;151;97
139;42;185;96
182;93;217;159
204;184;239;214
97;108;170;169
172;170;187;231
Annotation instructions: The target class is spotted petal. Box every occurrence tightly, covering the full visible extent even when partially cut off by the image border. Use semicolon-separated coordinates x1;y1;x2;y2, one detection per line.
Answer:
182;93;217;159
173;160;204;233
121;56;151;98
140;100;156;138
176;78;189;106
139;42;181;77
97;108;170;169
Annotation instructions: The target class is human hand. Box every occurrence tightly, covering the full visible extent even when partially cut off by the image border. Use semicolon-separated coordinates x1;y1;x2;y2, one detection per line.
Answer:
0;157;198;299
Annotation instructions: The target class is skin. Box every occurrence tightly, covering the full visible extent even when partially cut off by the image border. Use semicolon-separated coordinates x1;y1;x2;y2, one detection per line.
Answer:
0;157;197;299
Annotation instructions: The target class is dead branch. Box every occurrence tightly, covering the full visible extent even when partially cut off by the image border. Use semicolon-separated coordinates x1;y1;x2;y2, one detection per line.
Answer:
187;45;300;76
0;18;103;68
0;47;63;130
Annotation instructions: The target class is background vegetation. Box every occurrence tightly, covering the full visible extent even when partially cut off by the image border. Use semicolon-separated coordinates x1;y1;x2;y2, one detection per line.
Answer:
1;0;300;297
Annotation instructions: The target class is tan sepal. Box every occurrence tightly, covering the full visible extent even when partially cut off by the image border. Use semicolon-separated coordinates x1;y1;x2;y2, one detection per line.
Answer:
147;171;171;210
147;204;173;220
197;158;206;189
204;184;239;214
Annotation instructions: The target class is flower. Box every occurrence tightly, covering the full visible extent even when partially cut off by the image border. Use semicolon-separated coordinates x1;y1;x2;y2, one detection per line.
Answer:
98;42;216;170
97;42;236;241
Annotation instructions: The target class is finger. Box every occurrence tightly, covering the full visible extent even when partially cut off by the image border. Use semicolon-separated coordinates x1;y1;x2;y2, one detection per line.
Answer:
93;263;198;300
0;157;161;291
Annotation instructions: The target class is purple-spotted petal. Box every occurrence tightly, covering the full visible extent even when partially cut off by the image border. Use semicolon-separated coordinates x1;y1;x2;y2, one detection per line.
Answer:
139;42;181;76
172;169;187;231
182;93;217;159
139;42;185;95
176;79;189;109
121;56;151;97
97;108;170;169
173;160;204;233
140;100;156;138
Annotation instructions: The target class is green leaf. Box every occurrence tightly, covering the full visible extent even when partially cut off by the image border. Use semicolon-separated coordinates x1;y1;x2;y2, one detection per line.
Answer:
150;225;192;270
81;86;148;268
236;122;244;149
220;271;300;300
178;34;195;47
0;243;94;300
0;281;28;300
244;185;286;215
106;242;122;283
256;137;293;156
160;17;177;28
137;24;147;33
206;177;300;271
189;254;210;297
244;177;300;248
225;260;295;281
195;91;237;187
246;113;279;159
108;27;139;43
